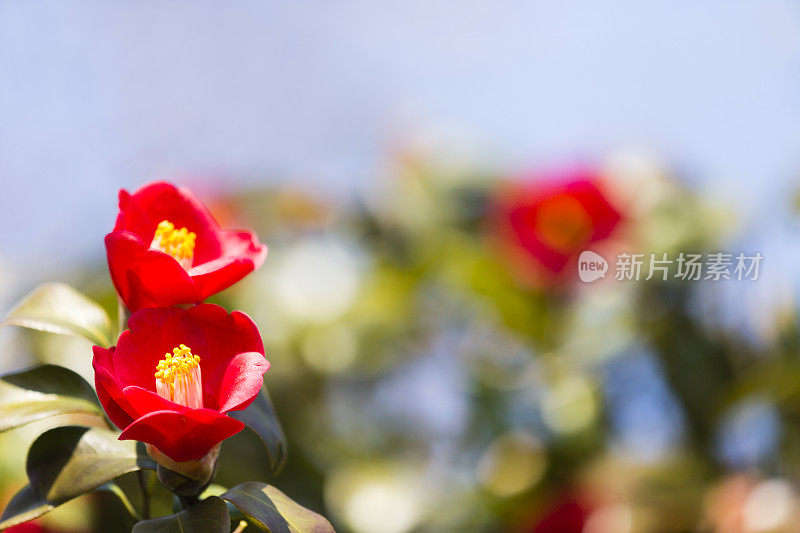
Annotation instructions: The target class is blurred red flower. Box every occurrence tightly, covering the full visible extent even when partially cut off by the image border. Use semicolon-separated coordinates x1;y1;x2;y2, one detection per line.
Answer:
3;520;66;533
4;522;46;533
530;496;591;533
105;181;267;311
489;168;623;287
92;304;269;462
510;491;596;533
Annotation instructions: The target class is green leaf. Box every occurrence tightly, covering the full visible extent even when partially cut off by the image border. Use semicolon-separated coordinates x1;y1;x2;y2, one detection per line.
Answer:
0;485;53;529
0;481;139;529
200;484;229;499
2;282;113;347
0;364;105;433
228;387;287;475
221;482;334;533
132;496;230;533
27;426;155;506
98;482;141;521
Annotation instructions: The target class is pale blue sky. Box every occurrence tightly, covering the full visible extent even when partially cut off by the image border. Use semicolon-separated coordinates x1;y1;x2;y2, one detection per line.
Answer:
2;1;800;275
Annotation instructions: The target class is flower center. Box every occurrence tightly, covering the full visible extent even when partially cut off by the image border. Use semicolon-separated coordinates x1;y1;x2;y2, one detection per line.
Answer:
151;220;196;268
534;195;592;252
155;344;203;409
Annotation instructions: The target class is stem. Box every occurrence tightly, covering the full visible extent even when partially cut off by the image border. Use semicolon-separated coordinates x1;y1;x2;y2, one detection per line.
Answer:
117;297;130;338
178;494;201;509
137;470;151;520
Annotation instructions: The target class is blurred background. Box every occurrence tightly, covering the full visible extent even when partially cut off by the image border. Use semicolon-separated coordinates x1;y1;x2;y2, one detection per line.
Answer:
4;1;800;532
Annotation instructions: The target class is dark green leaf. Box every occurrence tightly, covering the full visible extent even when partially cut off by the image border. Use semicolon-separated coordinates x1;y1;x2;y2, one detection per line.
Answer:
132;496;230;533
229;387;287;475
0;364;105;433
0;481;139;529
222;482;334;533
222;482;289;533
2;282;113;347
98;482;141;521
0;485;53;530
27;426;155;505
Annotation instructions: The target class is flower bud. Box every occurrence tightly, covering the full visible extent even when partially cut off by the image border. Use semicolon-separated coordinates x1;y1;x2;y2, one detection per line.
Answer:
148;444;220;498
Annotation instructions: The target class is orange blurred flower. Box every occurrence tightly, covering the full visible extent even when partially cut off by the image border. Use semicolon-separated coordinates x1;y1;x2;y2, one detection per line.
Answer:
489;167;623;288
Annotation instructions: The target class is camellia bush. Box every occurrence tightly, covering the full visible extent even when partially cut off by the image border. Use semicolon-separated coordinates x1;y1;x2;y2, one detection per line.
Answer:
0;182;334;532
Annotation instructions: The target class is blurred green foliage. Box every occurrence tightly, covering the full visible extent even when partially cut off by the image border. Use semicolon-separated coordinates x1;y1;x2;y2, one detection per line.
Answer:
1;152;798;533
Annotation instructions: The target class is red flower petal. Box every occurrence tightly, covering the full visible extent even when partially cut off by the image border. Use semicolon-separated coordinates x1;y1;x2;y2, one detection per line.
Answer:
112;306;266;410
122;385;184;417
114;189;155;243
183;305;266;410
92;344;116;373
105;231;200;311
92;346;135;429
113;308;209;391
98;305;268;461
183;305;264;357
189;229;267;300
189;256;255;300
218;229;268;263
115;182;222;263
95;369;135;430
118;409;244;462
107;183;268;309
213;352;270;413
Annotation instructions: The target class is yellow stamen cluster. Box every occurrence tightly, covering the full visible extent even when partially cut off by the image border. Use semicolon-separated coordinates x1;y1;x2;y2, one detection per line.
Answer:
152;220;196;265
155;344;203;409
154;344;200;386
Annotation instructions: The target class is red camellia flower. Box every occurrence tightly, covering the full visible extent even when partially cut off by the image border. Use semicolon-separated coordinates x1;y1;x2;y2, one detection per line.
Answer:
489;168;623;287
106;181;267;312
92;304;269;462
